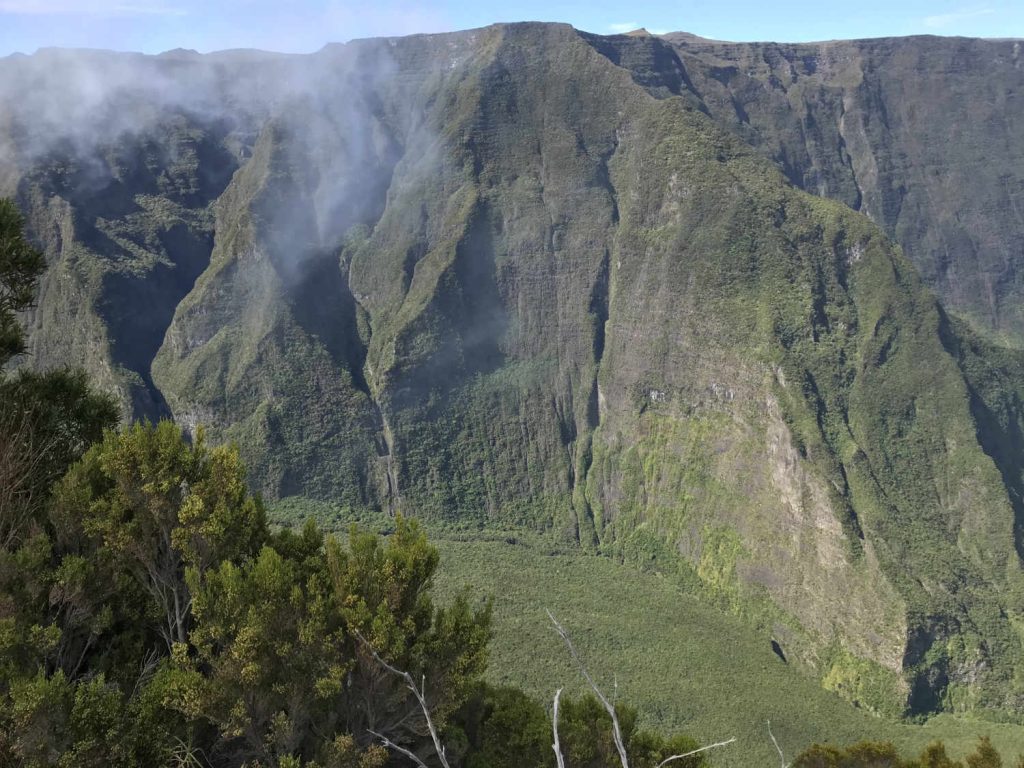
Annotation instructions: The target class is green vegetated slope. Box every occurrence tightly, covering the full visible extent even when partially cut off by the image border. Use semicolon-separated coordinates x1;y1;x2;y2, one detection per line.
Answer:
430;536;1024;768
6;24;1024;720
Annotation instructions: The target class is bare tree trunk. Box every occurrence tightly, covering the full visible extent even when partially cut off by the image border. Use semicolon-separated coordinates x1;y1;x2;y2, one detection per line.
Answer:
546;609;736;768
355;632;452;768
546;609;631;768
655;738;738;767
552;688;566;768
768;720;789;768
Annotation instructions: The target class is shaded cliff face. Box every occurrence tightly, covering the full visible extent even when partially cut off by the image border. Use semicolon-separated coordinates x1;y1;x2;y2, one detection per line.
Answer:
5;24;1024;716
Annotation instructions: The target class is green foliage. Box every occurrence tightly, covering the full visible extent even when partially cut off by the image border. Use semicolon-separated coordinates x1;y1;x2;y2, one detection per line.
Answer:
0;197;46;366
455;684;709;768
458;684;553;768
556;694;708;768
0;671;176;768
0;371;121;695
2;417;502;767
52;420;268;649
0;368;119;557
966;737;1004;768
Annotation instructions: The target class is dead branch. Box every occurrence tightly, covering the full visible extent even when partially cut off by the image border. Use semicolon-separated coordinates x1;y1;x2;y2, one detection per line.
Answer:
768;720;789;768
552;688;566;768
367;729;429;768
355;631;451;768
546;609;736;768
654;737;738;767
547;609;631;768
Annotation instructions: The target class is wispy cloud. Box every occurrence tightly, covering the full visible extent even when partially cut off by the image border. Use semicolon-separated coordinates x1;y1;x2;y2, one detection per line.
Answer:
0;0;184;15
923;6;994;28
608;21;640;34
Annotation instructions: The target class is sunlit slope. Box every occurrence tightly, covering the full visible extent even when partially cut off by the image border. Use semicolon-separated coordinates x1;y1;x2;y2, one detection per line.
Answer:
433;537;1024;768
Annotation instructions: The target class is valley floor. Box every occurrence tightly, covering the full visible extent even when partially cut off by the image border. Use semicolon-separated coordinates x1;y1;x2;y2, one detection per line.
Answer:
431;536;1024;768
270;498;1024;767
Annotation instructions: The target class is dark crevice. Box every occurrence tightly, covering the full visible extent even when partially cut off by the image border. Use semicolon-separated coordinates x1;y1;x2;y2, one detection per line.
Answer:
452;204;507;376
590;248;611;365
586;248;611;431
287;249;373;397
100;222;215;421
21;117;240;422
835;99;864;212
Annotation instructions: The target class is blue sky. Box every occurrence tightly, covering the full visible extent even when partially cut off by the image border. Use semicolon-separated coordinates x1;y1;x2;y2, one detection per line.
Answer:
0;0;1020;55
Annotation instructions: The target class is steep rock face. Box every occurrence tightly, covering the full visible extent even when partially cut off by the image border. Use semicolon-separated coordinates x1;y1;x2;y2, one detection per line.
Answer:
657;34;1024;344
4;25;1024;715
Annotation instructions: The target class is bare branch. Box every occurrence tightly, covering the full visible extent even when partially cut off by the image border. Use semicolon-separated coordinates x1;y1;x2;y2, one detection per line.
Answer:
546;609;630;768
169;735;213;768
768;720;788;768
552;688;566;768
546;609;736;768
0;406;53;549
355;631;451;768
368;729;430;768
655;737;738;767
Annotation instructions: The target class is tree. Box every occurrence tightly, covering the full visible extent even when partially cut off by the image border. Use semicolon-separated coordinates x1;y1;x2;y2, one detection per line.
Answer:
186;522;348;765
0;197;45;367
330;516;491;765
792;740;905;768
792;737;1010;768
458;684;552;768
52;421;268;651
0;369;119;546
181;515;492;768
918;742;962;768
967;737;1002;768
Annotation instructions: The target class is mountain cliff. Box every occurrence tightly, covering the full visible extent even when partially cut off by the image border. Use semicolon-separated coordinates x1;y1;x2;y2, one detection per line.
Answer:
667;33;1024;344
4;24;1024;717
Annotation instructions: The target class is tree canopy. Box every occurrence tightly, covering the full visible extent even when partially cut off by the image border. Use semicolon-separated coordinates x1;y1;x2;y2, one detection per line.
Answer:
0;197;45;367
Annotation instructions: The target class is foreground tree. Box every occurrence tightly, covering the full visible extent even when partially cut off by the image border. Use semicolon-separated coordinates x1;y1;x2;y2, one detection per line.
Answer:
54;421;268;651
0;197;45;366
1;419;497;767
792;736;1016;768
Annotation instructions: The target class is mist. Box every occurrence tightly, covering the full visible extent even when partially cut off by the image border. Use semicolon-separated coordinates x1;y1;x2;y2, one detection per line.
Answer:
0;38;454;269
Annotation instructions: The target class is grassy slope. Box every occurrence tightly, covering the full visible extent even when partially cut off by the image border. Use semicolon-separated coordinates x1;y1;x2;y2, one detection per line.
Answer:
430;536;1024;768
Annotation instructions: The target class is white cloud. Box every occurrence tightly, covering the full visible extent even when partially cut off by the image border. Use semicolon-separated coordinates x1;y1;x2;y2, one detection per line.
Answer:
0;0;184;15
923;6;994;28
608;21;640;34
